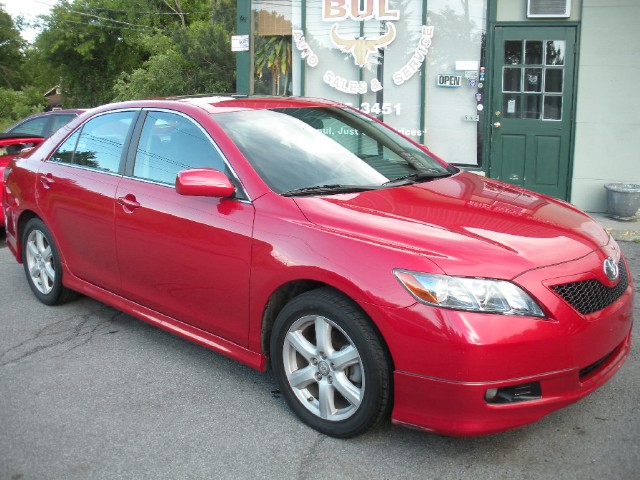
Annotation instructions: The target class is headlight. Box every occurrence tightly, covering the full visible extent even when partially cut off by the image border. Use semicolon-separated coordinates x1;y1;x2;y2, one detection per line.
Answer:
394;270;545;317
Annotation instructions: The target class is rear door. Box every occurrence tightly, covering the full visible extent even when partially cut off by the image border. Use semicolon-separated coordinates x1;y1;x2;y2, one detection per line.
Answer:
36;110;138;292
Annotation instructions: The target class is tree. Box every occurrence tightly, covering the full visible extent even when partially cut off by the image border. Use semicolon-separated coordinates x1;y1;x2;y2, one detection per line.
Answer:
254;36;291;96
5;0;237;107
113;0;237;100
34;0;155;106
0;6;26;88
0;87;46;130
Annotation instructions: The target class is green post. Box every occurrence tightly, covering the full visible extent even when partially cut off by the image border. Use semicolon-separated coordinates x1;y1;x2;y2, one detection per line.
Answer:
236;1;252;95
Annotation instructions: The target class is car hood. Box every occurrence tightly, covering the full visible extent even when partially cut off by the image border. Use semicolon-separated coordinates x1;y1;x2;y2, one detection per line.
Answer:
293;171;611;279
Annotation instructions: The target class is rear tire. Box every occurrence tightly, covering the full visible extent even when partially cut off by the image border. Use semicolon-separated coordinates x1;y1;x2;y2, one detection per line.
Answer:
22;218;76;305
270;288;392;438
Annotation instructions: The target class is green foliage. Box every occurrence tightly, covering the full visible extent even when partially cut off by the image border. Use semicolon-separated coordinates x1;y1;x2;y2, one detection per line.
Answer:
2;0;238;108
0;6;26;88
34;0;150;106
113;2;237;100
112;43;192;100
0;87;46;130
254;36;292;96
19;46;55;96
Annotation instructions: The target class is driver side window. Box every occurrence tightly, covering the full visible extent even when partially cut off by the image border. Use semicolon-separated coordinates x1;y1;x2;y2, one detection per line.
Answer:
133;111;225;185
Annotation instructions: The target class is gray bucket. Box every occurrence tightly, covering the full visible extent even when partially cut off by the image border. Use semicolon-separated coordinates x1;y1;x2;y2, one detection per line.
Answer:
604;183;640;220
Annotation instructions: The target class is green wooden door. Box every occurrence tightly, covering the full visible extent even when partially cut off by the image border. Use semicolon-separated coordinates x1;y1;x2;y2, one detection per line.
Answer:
489;26;576;199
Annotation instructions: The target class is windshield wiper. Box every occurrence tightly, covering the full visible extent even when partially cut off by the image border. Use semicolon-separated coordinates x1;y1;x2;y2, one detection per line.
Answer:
281;184;380;197
383;171;451;186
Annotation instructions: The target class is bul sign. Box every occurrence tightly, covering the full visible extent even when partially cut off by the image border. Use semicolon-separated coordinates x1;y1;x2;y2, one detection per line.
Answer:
292;1;435;96
322;0;400;21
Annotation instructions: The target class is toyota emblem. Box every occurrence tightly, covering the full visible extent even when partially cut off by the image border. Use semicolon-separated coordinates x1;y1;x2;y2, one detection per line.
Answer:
604;257;619;281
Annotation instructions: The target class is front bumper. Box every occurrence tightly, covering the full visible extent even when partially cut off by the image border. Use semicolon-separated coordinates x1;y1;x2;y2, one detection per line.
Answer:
369;249;634;436
391;329;631;436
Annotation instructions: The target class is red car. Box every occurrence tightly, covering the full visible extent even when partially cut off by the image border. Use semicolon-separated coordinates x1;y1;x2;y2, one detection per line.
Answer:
2;97;633;438
0;134;45;227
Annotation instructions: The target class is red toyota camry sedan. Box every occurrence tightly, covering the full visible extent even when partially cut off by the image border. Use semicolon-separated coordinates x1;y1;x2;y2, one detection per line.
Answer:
2;97;633;438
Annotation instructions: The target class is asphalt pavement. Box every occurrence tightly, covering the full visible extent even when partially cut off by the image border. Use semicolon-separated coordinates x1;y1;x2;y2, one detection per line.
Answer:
0;229;638;480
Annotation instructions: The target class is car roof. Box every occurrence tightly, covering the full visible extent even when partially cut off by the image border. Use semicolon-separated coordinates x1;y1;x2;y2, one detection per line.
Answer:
181;96;343;114
86;96;345;117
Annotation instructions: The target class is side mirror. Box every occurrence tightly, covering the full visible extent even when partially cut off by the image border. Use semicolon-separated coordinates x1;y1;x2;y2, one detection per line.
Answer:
176;168;236;198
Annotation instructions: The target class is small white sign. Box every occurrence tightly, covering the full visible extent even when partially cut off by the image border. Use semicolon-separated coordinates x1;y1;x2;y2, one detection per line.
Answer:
231;35;250;52
456;60;479;71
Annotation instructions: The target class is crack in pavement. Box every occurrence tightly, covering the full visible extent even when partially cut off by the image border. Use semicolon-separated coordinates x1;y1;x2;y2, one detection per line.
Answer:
296;433;326;479
0;305;124;367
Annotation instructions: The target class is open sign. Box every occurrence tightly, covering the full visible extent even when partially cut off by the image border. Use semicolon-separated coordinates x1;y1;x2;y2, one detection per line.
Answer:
437;74;462;87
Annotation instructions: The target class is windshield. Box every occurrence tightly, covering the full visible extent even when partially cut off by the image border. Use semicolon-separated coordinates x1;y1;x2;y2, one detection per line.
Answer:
213;107;455;195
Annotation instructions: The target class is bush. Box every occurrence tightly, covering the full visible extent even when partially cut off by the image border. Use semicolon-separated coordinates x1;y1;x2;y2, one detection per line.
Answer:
0;87;46;130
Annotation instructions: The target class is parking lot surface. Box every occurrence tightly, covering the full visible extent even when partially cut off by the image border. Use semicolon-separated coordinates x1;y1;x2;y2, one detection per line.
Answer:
1;232;638;480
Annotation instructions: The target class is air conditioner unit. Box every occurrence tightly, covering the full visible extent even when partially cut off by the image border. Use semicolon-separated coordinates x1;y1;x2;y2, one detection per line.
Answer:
527;0;571;18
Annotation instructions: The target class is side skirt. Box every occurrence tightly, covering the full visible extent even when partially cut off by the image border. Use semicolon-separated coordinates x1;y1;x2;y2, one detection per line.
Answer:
62;269;267;372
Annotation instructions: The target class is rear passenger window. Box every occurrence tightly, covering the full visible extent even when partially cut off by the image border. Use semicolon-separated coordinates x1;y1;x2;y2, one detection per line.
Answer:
133;111;225;185
51;111;135;173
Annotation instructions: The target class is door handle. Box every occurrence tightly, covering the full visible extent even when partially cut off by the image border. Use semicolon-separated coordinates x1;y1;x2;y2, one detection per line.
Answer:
493;122;501;128
117;195;141;212
39;173;55;189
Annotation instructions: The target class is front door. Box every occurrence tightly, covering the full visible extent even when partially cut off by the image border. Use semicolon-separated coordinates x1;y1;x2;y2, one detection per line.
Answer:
114;110;255;347
489;26;576;200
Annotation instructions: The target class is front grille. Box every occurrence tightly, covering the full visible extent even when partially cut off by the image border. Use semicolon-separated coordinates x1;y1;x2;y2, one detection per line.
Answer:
551;261;628;315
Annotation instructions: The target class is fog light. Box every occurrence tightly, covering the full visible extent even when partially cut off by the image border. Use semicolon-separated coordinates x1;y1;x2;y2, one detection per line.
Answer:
485;388;499;401
485;382;542;404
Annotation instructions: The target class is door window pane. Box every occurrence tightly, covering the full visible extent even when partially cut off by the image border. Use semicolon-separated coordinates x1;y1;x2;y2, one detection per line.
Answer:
524;95;541;119
543;96;562;120
525;41;543;65
73;112;135;172
134;111;224;184
546;41;565;65
503;94;520;118
524;68;542;92
504;41;522;65
51;131;80;164
545;69;563;93
503;68;522;92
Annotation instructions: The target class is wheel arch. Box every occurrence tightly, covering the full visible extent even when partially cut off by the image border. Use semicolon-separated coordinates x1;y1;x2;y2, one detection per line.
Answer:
260;280;396;373
14;209;40;263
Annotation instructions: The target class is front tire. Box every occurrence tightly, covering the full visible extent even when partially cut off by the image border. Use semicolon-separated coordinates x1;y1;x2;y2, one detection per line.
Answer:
22;218;76;305
270;288;392;438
